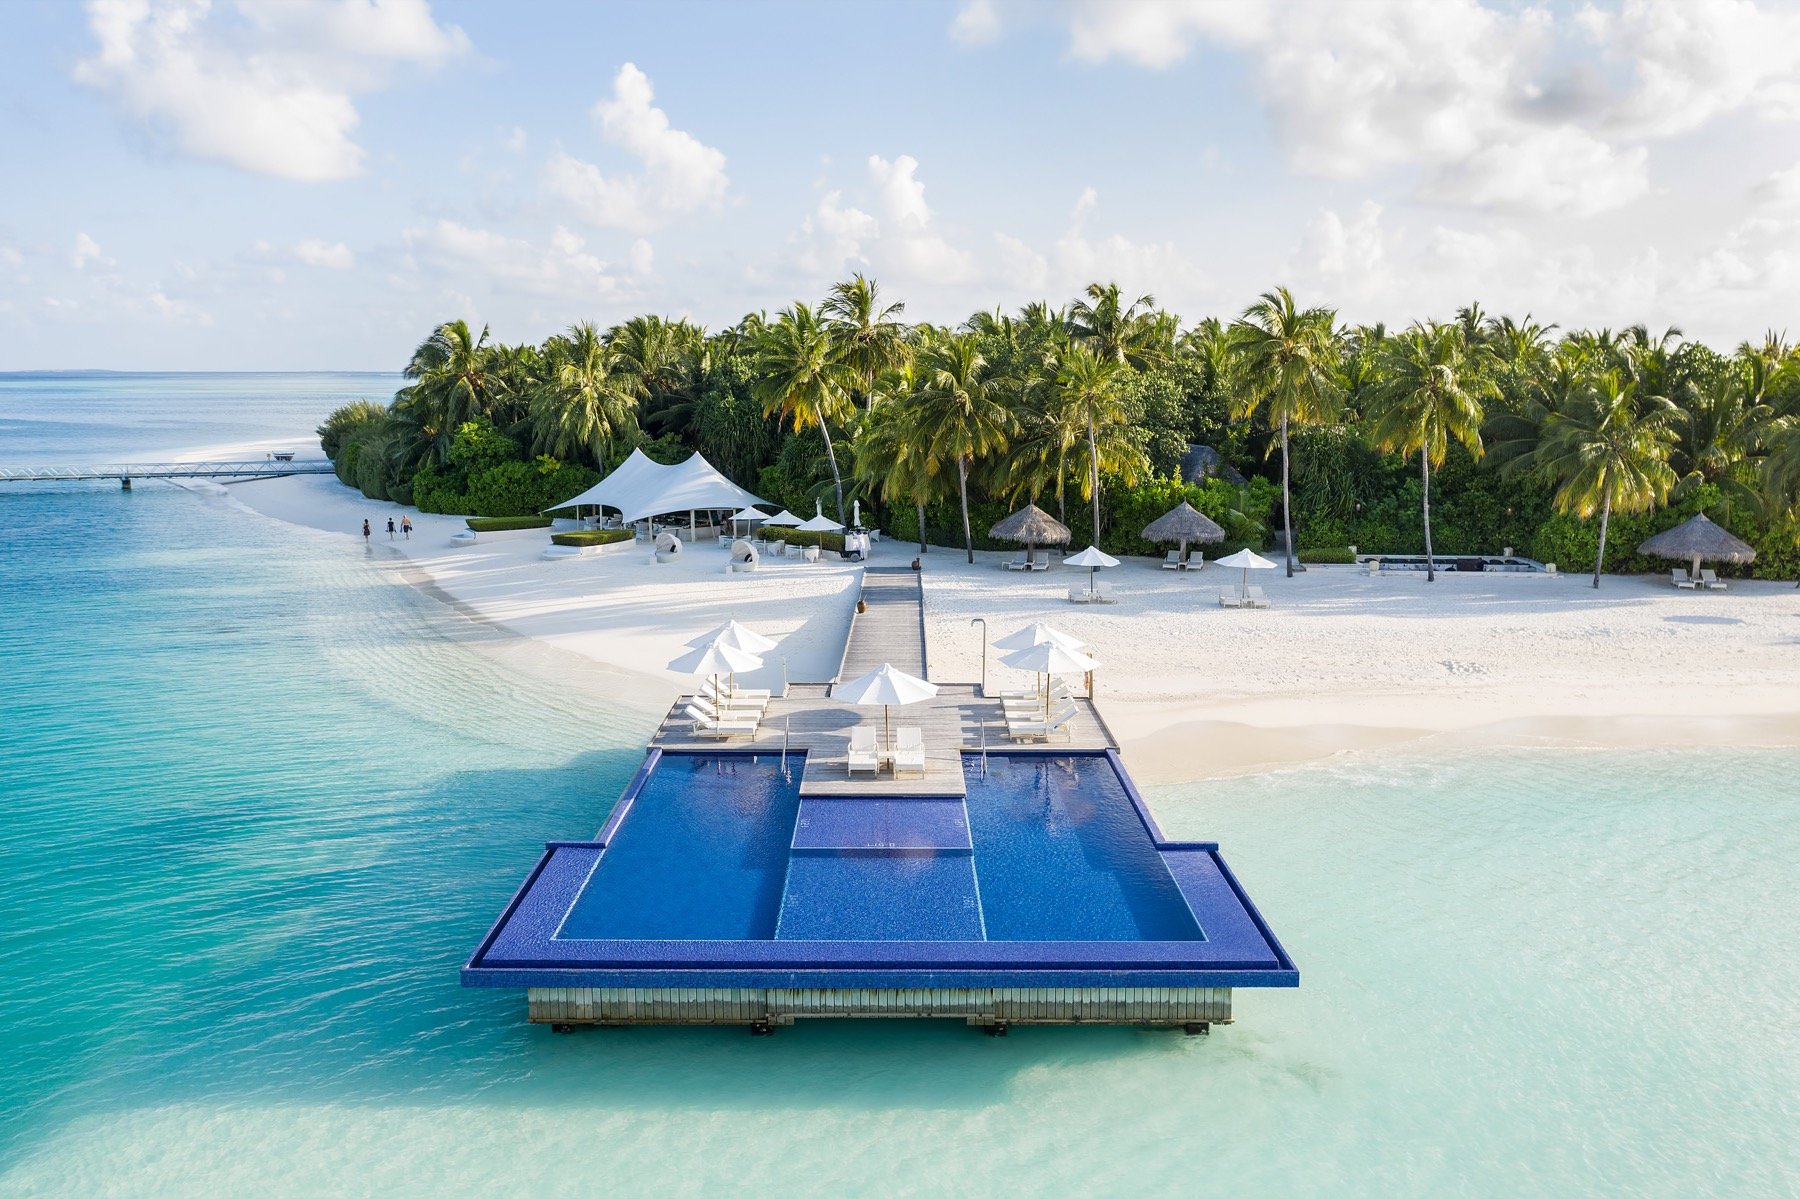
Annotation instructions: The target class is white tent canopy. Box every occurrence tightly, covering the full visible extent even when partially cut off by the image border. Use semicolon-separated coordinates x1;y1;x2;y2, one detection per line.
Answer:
762;509;803;527
544;449;767;524
797;501;844;533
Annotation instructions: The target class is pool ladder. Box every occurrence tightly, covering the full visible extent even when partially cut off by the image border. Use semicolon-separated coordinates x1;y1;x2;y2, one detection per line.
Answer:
781;715;791;782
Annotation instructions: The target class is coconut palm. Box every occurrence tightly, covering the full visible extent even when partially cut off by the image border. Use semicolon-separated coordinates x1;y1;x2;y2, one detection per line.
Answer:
1535;370;1679;588
1367;323;1496;580
823;274;909;408
909;333;1013;562
852;367;944;553
1227;288;1343;576
756;303;856;520
1053;343;1140;541
1067;282;1166;368
396;319;495;465
531;322;637;465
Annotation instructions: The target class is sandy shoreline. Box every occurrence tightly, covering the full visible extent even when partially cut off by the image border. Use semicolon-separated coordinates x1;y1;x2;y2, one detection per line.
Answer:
196;454;1800;784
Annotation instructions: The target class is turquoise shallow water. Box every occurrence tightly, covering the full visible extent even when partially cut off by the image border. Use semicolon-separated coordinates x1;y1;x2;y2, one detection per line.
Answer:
2;378;1797;1196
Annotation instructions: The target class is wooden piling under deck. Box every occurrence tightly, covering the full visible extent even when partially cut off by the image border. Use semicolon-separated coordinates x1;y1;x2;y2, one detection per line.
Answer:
526;986;1232;1027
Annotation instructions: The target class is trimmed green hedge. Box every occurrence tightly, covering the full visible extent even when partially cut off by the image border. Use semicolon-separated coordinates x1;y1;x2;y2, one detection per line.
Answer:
466;515;554;532
765;529;846;552
550;528;635;548
1299;547;1356;564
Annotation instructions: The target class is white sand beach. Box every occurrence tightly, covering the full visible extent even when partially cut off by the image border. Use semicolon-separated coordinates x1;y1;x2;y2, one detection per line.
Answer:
213;464;1800;784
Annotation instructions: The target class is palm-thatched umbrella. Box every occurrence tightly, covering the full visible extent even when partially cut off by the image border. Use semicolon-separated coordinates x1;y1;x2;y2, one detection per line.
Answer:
989;503;1071;565
1141;501;1226;566
1636;513;1756;583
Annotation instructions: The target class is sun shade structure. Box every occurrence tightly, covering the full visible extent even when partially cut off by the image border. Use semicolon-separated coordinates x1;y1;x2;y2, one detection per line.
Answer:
668;637;764;706
545;450;767;528
991;622;1087;653
1001;641;1098;676
686;620;779;654
836;662;938;748
797;502;844;533
1064;544;1120;598
1141;501;1226;564
1214;547;1277;599
761;509;803;527
1636;513;1756;581
989;504;1072;556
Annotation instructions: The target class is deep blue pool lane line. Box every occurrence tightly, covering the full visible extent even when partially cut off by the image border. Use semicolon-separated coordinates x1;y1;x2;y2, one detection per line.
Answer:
464;748;1298;1001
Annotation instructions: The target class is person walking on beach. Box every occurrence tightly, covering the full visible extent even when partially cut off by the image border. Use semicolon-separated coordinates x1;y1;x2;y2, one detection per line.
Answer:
362;519;371;544
401;515;412;540
387;517;396;541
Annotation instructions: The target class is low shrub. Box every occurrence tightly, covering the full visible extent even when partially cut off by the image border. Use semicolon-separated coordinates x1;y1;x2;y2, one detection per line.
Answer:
466;515;554;532
550;529;635;547
1299;547;1356;564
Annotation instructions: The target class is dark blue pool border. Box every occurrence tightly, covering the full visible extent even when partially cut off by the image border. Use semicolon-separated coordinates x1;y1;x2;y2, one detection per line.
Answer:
463;748;1298;991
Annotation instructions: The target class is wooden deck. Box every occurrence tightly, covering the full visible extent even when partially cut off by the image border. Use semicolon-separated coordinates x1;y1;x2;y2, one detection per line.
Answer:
649;567;1116;794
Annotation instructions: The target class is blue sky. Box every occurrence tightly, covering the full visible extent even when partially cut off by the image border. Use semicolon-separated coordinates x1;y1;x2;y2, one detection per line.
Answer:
4;0;1800;369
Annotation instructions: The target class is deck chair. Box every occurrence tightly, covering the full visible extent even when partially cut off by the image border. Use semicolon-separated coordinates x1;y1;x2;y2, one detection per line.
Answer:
1246;584;1271;608
1219;589;1243;609
1162;550;1182;571
683;704;758;739
893;727;926;776
1700;568;1726;590
847;727;880;776
1068;585;1094;604
1183;552;1204;571
1029;550;1050;571
702;679;771;705
1671;568;1696;589
693;691;766;719
1007;704;1078;742
1005;551;1029;571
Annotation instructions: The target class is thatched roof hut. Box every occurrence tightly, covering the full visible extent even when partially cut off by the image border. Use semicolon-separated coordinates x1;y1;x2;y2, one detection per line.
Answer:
1636;513;1756;576
989;504;1072;550
1142;501;1226;547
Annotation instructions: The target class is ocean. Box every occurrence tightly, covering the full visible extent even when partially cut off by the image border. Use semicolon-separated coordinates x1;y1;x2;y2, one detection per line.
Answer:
1;375;1795;1197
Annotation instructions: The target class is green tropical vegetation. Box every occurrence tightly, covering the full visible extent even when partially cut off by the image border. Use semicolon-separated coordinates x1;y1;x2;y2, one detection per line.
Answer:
320;282;1800;583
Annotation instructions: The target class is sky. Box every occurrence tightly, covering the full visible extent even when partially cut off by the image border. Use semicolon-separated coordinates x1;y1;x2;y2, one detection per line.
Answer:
3;0;1800;370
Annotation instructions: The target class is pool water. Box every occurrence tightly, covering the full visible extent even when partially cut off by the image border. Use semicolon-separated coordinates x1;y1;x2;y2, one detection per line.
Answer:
556;752;1205;945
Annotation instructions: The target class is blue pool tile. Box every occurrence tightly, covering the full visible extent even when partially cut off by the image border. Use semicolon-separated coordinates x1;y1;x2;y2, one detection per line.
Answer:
775;851;985;941
790;798;972;850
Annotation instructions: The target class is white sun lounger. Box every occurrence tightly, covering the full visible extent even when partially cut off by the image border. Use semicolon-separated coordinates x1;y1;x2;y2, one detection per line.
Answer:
1700;568;1727;590
683;704;758;739
1245;585;1271;609
1162;550;1182;571
847;727;880;776
1005;551;1030;571
1671;568;1696;589
1029;550;1050;571
1007;706;1077;742
1219;590;1244;609
893;727;926;776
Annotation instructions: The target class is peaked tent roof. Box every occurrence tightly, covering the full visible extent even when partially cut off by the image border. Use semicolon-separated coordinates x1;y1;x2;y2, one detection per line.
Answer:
544;449;767;522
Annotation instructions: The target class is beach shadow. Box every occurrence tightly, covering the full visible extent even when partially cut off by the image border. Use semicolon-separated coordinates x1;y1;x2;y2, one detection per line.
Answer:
1663;614;1744;626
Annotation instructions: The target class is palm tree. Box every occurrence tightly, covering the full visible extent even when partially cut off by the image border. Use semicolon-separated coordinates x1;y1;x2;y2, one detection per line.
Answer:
1053;344;1139;542
1067;282;1166;368
756;303;855;520
909;333;1013;562
531;322;636;465
852;366;944;554
396;319;494;464
1227;288;1342;576
823;275;909;409
1367;323;1496;580
1535;370;1679;588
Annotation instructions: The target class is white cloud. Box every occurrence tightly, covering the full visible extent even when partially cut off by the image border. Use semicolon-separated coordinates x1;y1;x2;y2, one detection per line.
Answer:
544;63;729;233
950;0;1002;46
403;219;622;301
629;237;655;276
1753;161;1800;209
1047;0;1800;218
996;188;1192;302
792;155;975;284
294;239;355;269
503;126;528;154
71;232;113;270
73;0;469;182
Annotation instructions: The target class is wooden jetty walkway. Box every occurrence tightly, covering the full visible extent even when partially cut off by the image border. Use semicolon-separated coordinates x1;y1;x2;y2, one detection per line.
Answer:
650;566;1116;796
0;461;336;485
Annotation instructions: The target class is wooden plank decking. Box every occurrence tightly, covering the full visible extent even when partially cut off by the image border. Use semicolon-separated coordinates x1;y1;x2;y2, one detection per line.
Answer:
649;567;1115;793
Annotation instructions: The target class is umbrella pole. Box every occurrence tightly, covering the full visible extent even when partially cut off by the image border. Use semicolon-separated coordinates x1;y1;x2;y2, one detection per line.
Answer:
1692;552;1701;585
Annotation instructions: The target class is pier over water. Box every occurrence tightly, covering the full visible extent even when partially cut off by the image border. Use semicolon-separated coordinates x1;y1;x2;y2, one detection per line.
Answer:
0;461;336;485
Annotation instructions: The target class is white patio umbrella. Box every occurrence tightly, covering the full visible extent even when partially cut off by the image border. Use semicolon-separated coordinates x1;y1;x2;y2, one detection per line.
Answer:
667;638;764;704
1214;547;1277;599
797;501;844;533
1064;544;1120;597
991;622;1087;653
686;620;778;654
761;509;803;527
1000;640;1099;709
836;662;938;749
728;506;766;538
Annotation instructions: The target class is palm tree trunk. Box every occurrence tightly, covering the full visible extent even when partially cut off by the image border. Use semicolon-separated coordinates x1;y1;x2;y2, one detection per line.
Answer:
1087;420;1101;546
1280;415;1295;578
958;457;975;564
1421;448;1435;583
818;420;846;521
1593;487;1612;590
916;501;927;554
